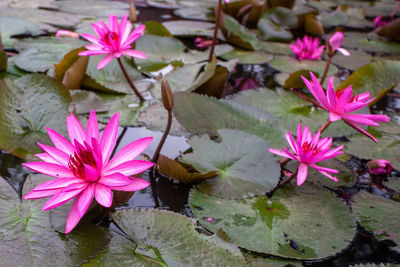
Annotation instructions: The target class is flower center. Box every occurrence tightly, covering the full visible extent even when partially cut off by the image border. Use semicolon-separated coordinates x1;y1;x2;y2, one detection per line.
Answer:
301;142;320;155
68;146;98;180
335;88;357;103
105;31;119;46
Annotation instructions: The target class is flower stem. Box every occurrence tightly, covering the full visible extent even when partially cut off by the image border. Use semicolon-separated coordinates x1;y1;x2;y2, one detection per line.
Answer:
208;0;222;63
320;56;332;85
317;119;331;133
278;169;298;187
289;87;323;108
152;110;173;163
116;57;145;102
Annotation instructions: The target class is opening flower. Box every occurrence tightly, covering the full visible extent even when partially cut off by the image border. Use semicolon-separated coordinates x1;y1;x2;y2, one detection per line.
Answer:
290;35;325;60
268;123;344;186
78;14;147;69
23;110;154;233
327;31;350;57
302;72;390;143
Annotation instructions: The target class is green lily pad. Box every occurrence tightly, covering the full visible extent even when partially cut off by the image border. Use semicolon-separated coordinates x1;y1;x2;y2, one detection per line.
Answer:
84;208;247;266
342;32;400;55
320;11;349;28
258;7;297;42
268;55;338;76
0;74;70;160
352;191;400;252
14;37;87;53
338;60;400;106
82;55;145;95
173;92;286;148
180;129;280;199
220;49;274;64
259;41;293;55
189;182;356;259
174;6;214;21
0;174;110;266
162;20;224;39
230;88;358;137
14;48;60;73
331;49;372;71
0;16;43;49
56;0;129;17
222;15;262;51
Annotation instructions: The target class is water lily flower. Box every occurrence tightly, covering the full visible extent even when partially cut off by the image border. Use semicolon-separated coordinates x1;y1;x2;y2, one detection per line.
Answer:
290;35;325;60
327;31;350;56
23;110;154;233
268;123;344;186
194;37;218;49
373;16;387;28
302;72;390;143
78;14;147;69
56;30;80;39
367;159;393;175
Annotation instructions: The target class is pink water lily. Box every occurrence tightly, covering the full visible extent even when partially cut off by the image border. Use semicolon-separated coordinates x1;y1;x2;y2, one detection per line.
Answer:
78;14;147;69
367;159;393;175
373;16;387;28
290;35;325;60
23;110;154;233
328;31;350;56
269;124;344;186
302;72;390;143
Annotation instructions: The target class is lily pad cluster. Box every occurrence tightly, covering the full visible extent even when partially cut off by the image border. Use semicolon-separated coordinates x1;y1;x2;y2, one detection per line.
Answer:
0;0;400;266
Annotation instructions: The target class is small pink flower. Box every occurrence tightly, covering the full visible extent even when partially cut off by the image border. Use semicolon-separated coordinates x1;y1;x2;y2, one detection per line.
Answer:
23;110;154;233
290;35;325;60
373;16;387;28
56;30;80;39
194;37;217;49
224;0;230;3
367;159;393;175
328;31;350;56
269;123;344;186
78;14;147;69
302;72;390;143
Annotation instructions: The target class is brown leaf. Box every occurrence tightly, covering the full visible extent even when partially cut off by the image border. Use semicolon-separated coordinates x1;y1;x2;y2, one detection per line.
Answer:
157;155;217;183
305;13;324;36
375;18;400;43
193;66;228;98
62;56;89;89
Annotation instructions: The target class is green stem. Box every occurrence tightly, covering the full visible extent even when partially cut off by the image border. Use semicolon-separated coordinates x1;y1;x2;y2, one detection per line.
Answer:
319;56;332;85
151;110;172;163
208;0;222;62
117;57;145;102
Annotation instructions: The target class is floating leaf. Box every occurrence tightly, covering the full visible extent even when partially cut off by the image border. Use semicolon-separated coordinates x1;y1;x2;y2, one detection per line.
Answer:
331;49;372;71
352;191;400;252
231;88;358;137
163;20;224;39
268;55;337;76
257;7;297;42
0;16;43;49
84;208;248;266
157;155;217;183
173;92;286;148
180;129;280;199
222;15;262;50
220;49;273;64
338;60;400;106
0;174;110;266
70;90;109;114
0;75;70;160
144;21;173;37
56;0;129;17
342;32;400;55
189;182;355;259
260;41;293;55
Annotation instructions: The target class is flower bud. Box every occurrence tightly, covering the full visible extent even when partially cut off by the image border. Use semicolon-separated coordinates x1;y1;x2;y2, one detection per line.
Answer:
367;159;393;175
129;2;137;23
161;77;174;111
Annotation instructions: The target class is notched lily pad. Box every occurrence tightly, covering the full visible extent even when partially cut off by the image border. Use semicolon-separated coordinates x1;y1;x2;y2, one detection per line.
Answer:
180;129;280;199
0;16;43;49
189;181;356;259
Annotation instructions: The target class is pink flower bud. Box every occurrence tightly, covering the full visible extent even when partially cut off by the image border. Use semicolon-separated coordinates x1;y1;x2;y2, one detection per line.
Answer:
367;159;393;175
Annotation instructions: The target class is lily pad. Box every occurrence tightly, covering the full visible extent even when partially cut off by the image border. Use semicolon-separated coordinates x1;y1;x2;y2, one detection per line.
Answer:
0;16;43;49
259;41;293;55
0;74;70;160
230;88;358;137
84;208;247;266
331;49;372;71
352;191;400;252
174;7;214;21
268;55;338;76
82;55;145;95
220;49;273;64
56;0;129;17
222;15;262;51
338;60;400;106
0;174;110;266
173;92;286;148
180;129;280;199
162;20;224;39
257;7;297;42
189;182;356;259
342;32;400;55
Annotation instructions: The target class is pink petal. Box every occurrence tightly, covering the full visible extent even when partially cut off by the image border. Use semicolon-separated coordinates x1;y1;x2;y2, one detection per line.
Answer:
297;162;308;186
23;188;62;199
81;33;101;45
86;109;100;143
100;112;120;164
111;177;150;191
121;49;147;59
22;162;75;178
37;143;70;168
309;164;339;174
329;111;342;121
46;128;75;155
343;120;378;143
29;178;78;192
94;183;112;207
268;148;293;159
329;31;344;51
98;173;132;187
97;54;115;69
106;137;153;171
67;113;86;146
77;183;95;217
317;171;338;182
337;48;350;56
65;196;85;233
84;164;99;182
103;160;154;176
79;50;108;56
35;153;58;164
42;185;87;211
